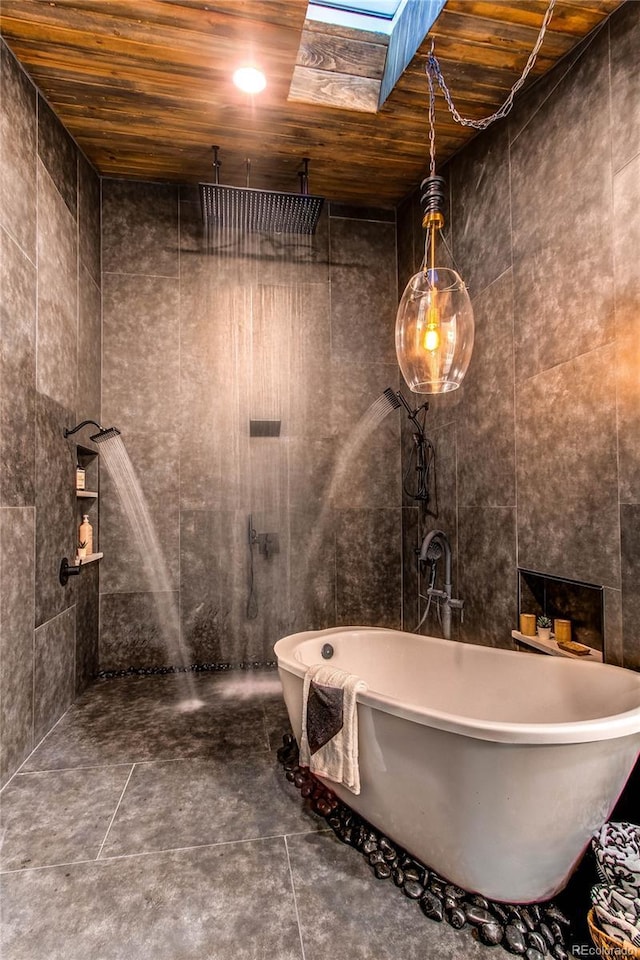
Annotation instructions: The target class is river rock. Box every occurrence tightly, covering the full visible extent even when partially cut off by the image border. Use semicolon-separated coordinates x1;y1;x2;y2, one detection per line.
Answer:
420;891;444;922
525;950;544;960
549;922;564;943
544;906;570;927
471;895;490;910
374;862;392;880
300;782;313;798
443;895;458;912
509;913;528;935
539;923;554;948
362;839;377;855
465;905;495;926
504;924;527;955
403;880;424;900
445;884;466;900
368;850;385;865
403;867;421;884
393;868;404;888
551;945;568;960
477;921;504;946
447;907;466;929
527;931;547;954
285;770;295;782
521;908;536;931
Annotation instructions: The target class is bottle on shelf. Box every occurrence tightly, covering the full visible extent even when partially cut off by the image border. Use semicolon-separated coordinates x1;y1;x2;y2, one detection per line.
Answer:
79;514;93;555
76;463;86;490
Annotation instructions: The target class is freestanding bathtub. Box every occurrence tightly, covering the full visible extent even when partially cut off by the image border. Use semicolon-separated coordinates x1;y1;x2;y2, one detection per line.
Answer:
274;627;640;903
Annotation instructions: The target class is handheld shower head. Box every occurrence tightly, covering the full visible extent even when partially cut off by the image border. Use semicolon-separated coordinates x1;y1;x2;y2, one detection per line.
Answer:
90;426;121;443
383;387;402;411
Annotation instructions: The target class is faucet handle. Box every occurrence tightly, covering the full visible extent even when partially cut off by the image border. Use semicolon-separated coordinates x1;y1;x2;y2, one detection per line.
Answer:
449;597;464;623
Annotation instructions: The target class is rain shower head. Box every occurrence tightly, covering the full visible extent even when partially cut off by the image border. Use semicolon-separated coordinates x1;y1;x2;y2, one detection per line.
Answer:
90;426;121;443
199;149;324;236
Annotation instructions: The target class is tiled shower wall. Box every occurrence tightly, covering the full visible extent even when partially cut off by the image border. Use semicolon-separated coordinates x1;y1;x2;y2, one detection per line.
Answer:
398;1;640;669
99;188;402;669
0;40;101;786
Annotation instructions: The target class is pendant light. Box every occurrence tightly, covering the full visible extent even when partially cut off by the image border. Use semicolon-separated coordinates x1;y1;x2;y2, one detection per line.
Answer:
395;0;556;395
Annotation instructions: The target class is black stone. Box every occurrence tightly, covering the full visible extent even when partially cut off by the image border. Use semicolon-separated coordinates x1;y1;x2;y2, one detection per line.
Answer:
477;921;503;946
374;862;392;880
521;908;536;931
420;892;444;922
471;895;490;910
285;770;295;782
551;945;568;960
509;914;528;935
504;924;527;955
362;839;378;855
544;907;570;927
328;816;341;830
447;907;466;929
293;772;306;787
444;895;458;912
403;880;424;900
527;931;547;955
445;884;466;901
404;868;422;884
300;782;313;798
549;923;564;944
393;868;404;888
525;950;544;960
465;905;495;926
539;923;554;949
368;850;385;866
492;903;509;924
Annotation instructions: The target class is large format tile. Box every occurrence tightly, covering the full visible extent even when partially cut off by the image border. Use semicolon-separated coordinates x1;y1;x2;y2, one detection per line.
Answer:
335;508;402;628
23;673;271;771
102;179;178;278
0;226;36;507
329;217;397;364
77;264;101;427
0;765;131;871
78;152;101;286
99;591;181;671
75;561;99;695
621;505;640;671
0;507;35;787
515;345;620;588
609;1;640;173
1;839;303;960
100;752;321;857
458;506;517;648
33;606;75;744
457;270;516;508
287;831;487;960
511;23;613;382
37;96;77;219
34;393;76;627
450;122;511;299
36;160;78;409
0;42;37;261
613;154;640;505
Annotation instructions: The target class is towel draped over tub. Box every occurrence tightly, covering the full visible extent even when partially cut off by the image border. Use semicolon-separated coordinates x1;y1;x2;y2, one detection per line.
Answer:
299;663;368;794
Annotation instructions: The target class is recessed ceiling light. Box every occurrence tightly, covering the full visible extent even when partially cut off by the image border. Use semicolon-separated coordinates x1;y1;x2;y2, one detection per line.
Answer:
233;67;267;94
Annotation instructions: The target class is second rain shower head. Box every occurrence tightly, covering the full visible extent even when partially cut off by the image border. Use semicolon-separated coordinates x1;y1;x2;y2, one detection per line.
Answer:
199;148;324;236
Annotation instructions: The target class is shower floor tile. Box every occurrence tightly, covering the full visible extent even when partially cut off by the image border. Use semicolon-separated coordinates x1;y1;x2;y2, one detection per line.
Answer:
99;753;324;858
0;838;303;960
0;765;131;872
1;671;497;960
287;831;489;960
22;672;271;771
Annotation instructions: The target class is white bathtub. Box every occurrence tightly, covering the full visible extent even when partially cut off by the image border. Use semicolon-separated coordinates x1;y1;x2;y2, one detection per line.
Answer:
274;627;640;903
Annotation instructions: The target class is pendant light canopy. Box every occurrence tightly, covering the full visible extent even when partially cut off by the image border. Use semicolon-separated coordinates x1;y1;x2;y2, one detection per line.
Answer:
396;177;474;394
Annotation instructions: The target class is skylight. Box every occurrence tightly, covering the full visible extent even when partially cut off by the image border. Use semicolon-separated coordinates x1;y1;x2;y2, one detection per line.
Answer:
307;0;404;35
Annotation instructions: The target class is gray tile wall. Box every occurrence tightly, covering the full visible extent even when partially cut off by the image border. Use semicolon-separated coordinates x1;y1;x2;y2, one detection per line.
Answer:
0;39;102;786
100;187;401;669
397;2;640;669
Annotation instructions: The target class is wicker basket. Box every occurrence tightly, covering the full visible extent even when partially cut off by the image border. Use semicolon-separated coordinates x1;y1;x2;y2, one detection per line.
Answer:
588;908;640;958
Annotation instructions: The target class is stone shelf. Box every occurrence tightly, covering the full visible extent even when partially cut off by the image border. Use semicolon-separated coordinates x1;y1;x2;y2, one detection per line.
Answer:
512;630;602;662
76;552;103;566
76;490;98;498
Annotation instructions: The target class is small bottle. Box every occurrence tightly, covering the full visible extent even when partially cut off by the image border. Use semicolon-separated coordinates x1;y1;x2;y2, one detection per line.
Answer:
79;514;93;556
76;463;86;490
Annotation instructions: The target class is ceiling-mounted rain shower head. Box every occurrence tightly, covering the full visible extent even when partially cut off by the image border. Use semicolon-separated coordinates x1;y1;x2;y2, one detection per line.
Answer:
199;147;324;236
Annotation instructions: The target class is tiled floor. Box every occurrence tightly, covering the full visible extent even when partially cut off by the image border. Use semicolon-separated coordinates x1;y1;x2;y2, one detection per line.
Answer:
1;670;489;959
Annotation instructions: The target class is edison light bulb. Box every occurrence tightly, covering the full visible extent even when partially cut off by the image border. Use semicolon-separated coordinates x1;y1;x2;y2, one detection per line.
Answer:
424;289;440;351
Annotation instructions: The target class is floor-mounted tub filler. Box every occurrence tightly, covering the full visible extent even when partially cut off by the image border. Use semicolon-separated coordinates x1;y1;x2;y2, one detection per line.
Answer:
274;627;640;904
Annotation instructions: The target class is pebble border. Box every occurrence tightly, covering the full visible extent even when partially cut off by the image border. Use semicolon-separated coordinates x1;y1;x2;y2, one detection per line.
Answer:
277;734;571;958
97;660;277;679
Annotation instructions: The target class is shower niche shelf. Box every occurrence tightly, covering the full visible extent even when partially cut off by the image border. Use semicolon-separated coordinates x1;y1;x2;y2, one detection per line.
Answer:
76;552;103;566
73;443;100;562
77;490;98;499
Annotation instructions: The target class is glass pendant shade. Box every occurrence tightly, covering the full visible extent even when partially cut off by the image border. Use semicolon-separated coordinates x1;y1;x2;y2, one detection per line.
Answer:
395;266;474;394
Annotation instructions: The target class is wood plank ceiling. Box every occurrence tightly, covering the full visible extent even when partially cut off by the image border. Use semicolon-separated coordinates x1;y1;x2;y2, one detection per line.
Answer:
0;0;624;206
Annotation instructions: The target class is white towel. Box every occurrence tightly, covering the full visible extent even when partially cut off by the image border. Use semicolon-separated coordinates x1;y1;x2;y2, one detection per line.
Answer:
299;663;368;795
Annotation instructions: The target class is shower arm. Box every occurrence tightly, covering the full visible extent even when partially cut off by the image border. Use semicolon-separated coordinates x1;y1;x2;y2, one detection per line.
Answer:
64;419;102;438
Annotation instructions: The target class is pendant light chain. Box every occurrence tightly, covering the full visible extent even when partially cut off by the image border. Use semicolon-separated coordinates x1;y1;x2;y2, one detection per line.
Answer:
426;0;556;132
